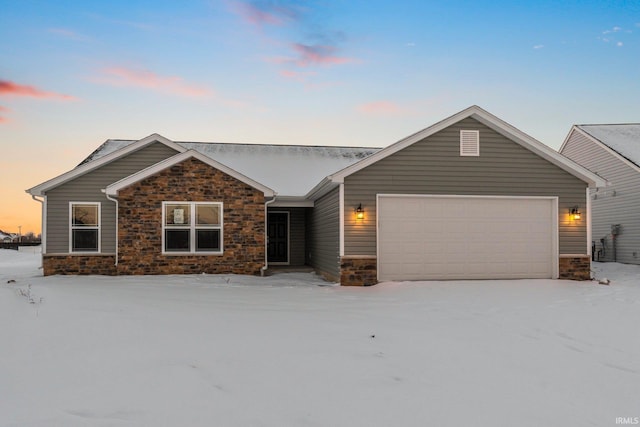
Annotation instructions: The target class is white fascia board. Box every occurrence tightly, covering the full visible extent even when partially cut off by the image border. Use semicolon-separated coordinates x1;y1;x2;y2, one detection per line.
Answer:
304;177;338;201
105;150;275;197
269;197;314;207
559;126;613;185
471;113;607;188
328;105;607;188
565;126;640;177
26;133;186;196
558;125;579;153
330;106;483;183
135;133;186;152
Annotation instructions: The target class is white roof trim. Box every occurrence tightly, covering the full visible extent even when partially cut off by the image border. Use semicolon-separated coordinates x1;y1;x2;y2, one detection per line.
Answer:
329;105;607;188
104;150;275;197
269;196;314;207
558;125;580;154
26;133;186;196
304;177;337;200
561;126;640;176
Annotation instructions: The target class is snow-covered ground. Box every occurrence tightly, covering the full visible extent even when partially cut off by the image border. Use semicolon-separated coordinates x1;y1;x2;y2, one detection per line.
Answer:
1;249;639;427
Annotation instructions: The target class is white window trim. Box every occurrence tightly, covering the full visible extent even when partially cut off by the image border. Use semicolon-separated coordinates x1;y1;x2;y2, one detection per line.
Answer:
69;202;101;253
460;129;480;156
162;201;224;255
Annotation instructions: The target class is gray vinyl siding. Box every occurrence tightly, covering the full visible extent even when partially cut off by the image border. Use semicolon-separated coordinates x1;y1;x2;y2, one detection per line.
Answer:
268;207;307;266
562;131;640;264
344;117;589;256
308;187;340;279
45;143;180;254
288;208;307;266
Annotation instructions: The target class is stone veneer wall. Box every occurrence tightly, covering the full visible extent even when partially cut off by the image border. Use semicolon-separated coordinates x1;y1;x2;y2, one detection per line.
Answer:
558;256;591;280
340;256;377;286
339;255;591;284
43;255;117;275
116;157;266;275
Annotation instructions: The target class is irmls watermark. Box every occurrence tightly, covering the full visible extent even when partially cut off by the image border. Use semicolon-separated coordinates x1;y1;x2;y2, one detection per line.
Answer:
616;417;639;425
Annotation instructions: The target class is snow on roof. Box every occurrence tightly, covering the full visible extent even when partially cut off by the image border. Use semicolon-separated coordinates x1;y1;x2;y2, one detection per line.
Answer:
578;124;640;166
82;140;381;197
0;230;16;241
80;139;138;165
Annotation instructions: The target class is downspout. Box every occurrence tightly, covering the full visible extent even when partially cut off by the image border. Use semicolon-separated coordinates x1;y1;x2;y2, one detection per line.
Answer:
31;195;45;254
261;194;277;276
586;187;592;260
104;191;118;267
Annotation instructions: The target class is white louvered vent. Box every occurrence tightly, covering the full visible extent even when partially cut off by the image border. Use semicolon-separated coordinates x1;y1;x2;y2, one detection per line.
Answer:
460;130;480;156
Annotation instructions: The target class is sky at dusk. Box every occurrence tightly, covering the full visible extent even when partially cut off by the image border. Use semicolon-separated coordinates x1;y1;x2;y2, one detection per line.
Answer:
1;0;639;235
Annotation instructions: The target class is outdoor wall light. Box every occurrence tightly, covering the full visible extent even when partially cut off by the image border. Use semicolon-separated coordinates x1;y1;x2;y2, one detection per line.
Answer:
570;207;581;221
355;204;365;220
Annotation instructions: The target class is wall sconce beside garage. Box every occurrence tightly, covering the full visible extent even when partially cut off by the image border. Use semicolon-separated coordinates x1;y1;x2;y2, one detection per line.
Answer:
355;204;365;220
570;206;582;221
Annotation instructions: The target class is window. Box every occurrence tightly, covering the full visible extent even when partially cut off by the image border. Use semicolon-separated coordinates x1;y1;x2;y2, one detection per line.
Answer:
460;130;480;156
70;202;100;252
163;202;223;254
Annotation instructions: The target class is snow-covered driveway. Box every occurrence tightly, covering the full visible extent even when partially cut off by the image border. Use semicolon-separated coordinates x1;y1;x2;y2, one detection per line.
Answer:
1;249;639;427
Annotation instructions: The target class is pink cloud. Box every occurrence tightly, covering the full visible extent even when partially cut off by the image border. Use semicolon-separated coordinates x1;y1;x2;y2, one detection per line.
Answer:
95;67;213;98
356;101;407;116
271;43;355;68
230;1;299;27
0;80;77;100
291;43;354;67
0;106;8;124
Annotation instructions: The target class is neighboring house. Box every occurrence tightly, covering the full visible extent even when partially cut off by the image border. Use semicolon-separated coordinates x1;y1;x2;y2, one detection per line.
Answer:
560;124;640;264
27;106;605;285
0;231;14;243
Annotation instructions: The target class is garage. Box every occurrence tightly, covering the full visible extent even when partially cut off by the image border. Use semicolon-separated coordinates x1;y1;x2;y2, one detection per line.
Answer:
377;195;558;281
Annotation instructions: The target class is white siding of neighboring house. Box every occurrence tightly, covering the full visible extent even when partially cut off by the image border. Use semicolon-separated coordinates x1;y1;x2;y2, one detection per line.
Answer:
561;129;640;264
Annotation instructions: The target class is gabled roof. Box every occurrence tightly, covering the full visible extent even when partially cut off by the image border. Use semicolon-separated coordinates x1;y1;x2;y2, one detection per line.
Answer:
28;106;608;202
27;134;185;196
105;150;275;197
312;105;606;196
82;139;380;197
0;230;14;240
566;124;640;169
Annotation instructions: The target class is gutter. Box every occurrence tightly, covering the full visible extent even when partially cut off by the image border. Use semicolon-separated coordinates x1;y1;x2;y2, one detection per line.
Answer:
103;190;119;267
261;194;277;276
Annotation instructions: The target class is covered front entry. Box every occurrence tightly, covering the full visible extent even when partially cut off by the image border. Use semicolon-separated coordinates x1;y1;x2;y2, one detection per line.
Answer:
377;195;558;281
267;211;289;264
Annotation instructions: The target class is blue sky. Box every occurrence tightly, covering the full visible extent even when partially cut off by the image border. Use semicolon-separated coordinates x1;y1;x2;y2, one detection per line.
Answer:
1;0;639;233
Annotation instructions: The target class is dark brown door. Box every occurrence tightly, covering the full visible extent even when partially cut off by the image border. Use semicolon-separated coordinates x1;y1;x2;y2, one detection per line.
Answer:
267;212;288;263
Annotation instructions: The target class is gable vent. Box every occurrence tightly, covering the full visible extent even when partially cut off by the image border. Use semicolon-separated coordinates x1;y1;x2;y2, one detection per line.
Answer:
460;130;480;156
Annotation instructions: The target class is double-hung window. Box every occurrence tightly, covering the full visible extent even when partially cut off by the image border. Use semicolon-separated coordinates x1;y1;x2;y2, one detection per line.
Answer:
70;202;100;252
163;202;223;254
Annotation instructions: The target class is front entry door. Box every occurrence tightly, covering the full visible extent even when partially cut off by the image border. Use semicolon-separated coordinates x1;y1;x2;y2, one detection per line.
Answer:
267;212;289;263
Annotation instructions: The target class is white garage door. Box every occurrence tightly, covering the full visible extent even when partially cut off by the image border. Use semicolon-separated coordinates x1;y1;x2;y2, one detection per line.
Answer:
378;195;557;281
